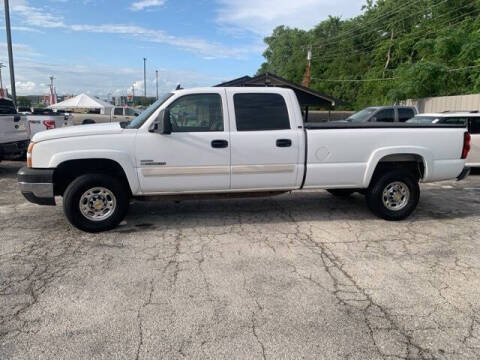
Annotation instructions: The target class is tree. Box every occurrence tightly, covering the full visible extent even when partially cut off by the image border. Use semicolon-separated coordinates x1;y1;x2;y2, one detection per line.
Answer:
257;0;480;109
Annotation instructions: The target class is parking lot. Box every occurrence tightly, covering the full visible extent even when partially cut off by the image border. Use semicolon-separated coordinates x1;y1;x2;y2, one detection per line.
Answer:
0;161;479;359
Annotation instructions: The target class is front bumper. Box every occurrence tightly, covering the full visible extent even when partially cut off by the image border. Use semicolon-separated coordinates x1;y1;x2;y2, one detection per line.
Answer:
457;167;471;181
17;167;56;206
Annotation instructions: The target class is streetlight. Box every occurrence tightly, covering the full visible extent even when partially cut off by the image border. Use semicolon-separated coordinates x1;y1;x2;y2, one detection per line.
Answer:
143;57;147;98
156;70;158;100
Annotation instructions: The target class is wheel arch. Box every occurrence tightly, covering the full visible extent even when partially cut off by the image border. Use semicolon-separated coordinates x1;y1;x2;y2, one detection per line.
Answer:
52;155;138;196
363;147;433;187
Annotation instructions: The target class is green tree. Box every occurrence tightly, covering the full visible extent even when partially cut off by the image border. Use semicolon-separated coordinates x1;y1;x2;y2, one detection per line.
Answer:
257;0;480;109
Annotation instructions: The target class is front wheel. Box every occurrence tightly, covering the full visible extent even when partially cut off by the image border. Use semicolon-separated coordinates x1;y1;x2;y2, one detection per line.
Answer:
63;174;130;232
366;170;420;221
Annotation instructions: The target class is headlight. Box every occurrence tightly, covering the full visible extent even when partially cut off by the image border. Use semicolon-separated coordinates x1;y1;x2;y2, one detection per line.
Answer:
27;142;34;168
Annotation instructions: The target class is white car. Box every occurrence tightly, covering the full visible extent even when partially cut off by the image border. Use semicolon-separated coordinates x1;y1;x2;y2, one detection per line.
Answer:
18;87;470;232
408;112;480;167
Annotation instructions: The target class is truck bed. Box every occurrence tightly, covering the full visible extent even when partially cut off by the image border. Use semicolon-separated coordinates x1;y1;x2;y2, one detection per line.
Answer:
304;122;466;129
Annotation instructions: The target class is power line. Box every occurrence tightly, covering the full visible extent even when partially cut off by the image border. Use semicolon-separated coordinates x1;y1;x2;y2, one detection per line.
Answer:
313;0;472;56
309;6;479;62
311;0;450;49
312;64;480;83
308;0;424;49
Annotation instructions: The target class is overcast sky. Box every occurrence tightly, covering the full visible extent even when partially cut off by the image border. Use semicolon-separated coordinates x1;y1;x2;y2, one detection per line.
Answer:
0;0;364;96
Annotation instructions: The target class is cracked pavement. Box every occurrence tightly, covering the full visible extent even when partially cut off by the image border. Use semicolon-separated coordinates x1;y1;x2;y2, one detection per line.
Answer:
1;161;480;359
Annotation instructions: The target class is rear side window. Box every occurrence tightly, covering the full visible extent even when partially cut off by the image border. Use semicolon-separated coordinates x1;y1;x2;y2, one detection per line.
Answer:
398;108;415;122
234;93;290;131
442;117;467;125
114;107;123;116
0;99;16;114
470;118;480;134
373;109;395;122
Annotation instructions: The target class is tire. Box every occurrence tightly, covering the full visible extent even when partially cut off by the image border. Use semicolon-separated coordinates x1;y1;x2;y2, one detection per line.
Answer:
63;174;130;232
366;169;420;221
82;119;95;125
327;189;356;197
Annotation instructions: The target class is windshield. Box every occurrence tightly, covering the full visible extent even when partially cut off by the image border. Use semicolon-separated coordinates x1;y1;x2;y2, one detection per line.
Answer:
346;108;377;122
126;93;173;129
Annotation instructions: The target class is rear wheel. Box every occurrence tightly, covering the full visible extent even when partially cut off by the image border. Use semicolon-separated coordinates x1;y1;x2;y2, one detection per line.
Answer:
327;189;356;197
366;170;419;221
63;174;129;232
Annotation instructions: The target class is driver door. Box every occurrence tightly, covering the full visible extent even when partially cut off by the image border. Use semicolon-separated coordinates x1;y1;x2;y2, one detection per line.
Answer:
135;90;230;194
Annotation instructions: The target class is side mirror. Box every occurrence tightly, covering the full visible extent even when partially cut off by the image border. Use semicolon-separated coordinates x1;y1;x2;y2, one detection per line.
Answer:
370;117;377;122
150;109;172;134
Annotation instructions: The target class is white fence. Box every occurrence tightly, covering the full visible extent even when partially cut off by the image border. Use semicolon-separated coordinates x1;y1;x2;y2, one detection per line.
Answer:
403;94;480;113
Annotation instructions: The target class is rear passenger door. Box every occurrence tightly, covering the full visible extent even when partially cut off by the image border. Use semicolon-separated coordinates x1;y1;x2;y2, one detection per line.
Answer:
398;108;415;122
372;108;395;122
468;117;480;164
226;90;302;190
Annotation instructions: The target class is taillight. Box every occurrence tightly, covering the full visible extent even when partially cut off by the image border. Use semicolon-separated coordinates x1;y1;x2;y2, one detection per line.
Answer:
43;120;56;130
27;142;34;168
462;132;471;159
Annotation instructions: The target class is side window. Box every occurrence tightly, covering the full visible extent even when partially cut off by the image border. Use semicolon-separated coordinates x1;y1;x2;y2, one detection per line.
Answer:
398;108;415;122
470;118;480;134
167;94;223;132
114;107;123;116
373;109;395;122
234;93;290;131
443;117;467;125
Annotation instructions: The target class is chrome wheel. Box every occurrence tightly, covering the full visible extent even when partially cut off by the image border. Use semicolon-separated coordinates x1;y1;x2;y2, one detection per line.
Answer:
382;181;410;211
79;187;117;221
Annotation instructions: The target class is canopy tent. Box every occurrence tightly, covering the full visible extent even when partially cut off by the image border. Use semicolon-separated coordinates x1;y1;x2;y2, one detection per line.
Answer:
49;93;113;114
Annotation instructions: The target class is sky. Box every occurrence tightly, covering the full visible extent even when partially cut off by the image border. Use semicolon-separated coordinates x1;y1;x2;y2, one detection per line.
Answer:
0;0;364;97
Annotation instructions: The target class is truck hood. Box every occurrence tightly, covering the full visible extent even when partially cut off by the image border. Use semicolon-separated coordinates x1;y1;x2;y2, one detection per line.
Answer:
32;122;124;143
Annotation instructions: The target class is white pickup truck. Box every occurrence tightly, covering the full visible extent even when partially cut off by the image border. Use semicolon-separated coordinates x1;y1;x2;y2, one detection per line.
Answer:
18;87;471;232
69;106;140;125
0;98;29;161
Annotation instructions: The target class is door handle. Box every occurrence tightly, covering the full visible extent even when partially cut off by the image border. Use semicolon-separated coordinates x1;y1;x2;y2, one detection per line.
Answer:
276;139;292;147
211;140;228;148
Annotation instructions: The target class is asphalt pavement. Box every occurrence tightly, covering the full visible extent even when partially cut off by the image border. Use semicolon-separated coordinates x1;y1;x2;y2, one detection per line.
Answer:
1;161;480;359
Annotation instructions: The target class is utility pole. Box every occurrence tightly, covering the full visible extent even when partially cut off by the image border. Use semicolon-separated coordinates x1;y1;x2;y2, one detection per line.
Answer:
155;70;158;100
0;63;5;90
132;83;135;104
49;75;56;105
143;57;147;98
302;46;312;88
4;0;16;105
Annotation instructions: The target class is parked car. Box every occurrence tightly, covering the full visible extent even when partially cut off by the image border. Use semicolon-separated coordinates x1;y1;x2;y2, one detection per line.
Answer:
26;108;67;138
0;98;29;161
407;112;480;167
68;106;140;125
344;106;418;123
18;87;469;232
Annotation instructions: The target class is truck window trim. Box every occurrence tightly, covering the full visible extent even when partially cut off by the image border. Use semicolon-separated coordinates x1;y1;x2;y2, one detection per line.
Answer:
233;93;291;131
166;93;224;133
